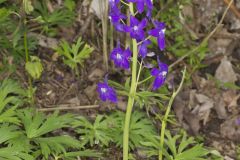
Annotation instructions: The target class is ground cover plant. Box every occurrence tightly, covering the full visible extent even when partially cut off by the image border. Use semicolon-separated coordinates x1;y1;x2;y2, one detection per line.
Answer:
0;0;240;159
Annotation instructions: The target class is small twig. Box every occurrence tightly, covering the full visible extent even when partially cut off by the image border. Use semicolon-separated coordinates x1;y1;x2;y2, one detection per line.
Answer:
224;0;240;19
38;104;99;112
159;67;186;160
169;0;234;68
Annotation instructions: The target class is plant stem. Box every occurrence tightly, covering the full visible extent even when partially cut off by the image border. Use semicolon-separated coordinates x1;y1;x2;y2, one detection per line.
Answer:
24;22;34;105
123;3;138;160
159;67;186;160
24;28;29;62
100;0;109;71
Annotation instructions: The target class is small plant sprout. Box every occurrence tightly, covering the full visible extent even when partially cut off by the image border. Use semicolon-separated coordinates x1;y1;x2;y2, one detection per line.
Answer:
56;37;94;76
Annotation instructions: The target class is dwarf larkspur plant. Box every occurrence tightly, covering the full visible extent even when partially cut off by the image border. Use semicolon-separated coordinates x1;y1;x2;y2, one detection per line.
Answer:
97;0;168;159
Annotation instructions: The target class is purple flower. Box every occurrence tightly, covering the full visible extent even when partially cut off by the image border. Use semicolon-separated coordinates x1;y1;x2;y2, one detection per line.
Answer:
138;39;151;58
127;0;153;14
109;7;127;32
148;21;166;50
151;59;168;90
110;42;132;69
97;81;117;103
126;16;147;41
109;6;126;23
109;0;120;8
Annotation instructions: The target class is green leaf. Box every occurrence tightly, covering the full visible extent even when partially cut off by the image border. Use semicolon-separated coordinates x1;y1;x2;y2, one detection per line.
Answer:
34;135;82;159
0;79;24;124
25;56;43;79
0;147;34;160
55;37;94;75
72;115;112;147
164;131;209;160
0;8;10;22
23;0;34;14
18;109;74;138
108;111;157;150
0;124;21;144
175;144;208;160
64;0;76;11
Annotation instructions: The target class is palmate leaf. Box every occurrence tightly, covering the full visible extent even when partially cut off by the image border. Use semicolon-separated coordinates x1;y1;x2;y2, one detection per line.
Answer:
14;109;85;159
141;131;209;159
107;111;157;150
6;134;32;153
0;147;34;160
0;79;24;124
34;1;75;27
164;131;209;160
56;37;94;73
72;115;112;147
0;124;21;144
129;111;157;149
34;135;82;159
18;109;74;138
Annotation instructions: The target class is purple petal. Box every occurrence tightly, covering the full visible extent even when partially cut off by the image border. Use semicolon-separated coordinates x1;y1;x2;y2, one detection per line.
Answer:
121;58;130;69
123;48;132;58
107;87;118;102
158;62;168;72
137;30;145;40
138;45;147;58
130;16;139;27
145;0;153;9
157;36;165;51
109;0;120;8
153;21;165;30
148;29;159;37
138;40;150;58
146;8;152;18
139;18;147;29
113;22;127;32
136;1;144;13
151;68;160;76
152;76;165;90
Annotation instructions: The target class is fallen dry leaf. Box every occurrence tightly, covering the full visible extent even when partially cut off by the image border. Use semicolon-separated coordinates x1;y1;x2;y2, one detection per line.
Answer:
214;97;228;119
220;116;240;142
90;0;108;19
88;68;104;82
192;94;214;125
215;56;237;83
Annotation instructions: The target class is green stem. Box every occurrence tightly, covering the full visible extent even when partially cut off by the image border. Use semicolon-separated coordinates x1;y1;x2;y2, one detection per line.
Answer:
24;29;29;62
120;0;129;6
123;3;138;160
159;67;186;160
24;21;34;105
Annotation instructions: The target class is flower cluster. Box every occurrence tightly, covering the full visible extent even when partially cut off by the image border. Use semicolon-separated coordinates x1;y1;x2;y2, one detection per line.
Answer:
97;0;168;103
